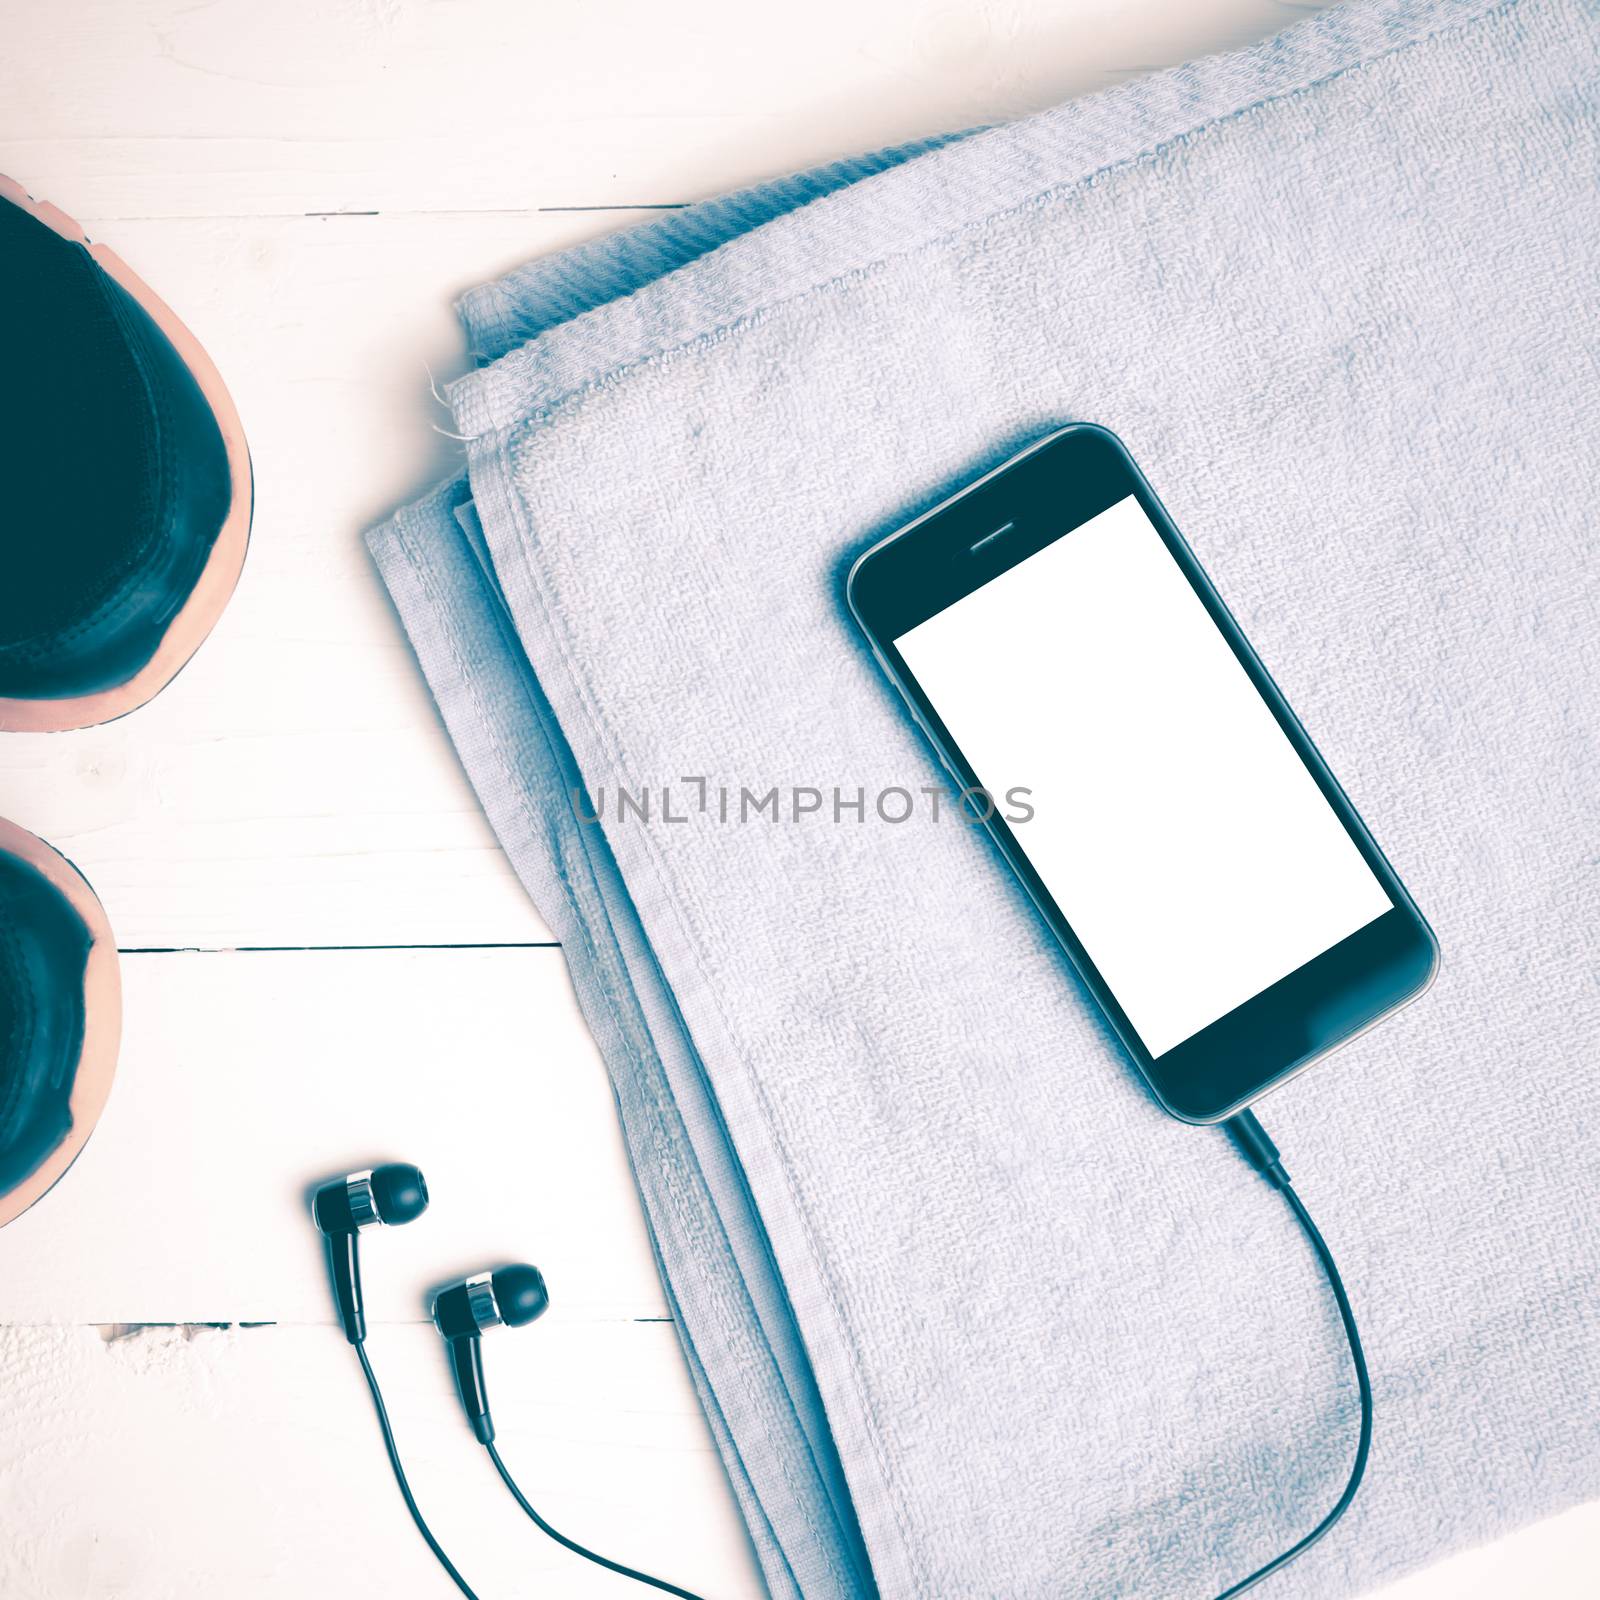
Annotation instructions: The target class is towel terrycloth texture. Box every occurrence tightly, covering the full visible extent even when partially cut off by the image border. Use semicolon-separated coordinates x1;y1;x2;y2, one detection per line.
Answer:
369;2;1600;1594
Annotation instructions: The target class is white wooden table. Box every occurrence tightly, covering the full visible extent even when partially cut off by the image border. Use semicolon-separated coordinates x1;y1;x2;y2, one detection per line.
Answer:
1;2;1594;1593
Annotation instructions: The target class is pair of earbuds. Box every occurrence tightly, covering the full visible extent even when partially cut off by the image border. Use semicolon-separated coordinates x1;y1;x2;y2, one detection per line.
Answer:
310;1161;704;1600
311;1160;545;1443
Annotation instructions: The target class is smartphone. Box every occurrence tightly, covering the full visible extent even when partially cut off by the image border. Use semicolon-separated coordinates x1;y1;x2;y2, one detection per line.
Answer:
847;425;1437;1123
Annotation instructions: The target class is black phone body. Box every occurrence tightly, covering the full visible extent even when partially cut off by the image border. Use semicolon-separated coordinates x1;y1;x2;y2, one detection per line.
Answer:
847;425;1437;1123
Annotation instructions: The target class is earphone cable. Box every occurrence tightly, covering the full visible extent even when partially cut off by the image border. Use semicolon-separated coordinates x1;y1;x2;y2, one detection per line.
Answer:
355;1342;483;1600
1211;1111;1373;1599
484;1439;709;1600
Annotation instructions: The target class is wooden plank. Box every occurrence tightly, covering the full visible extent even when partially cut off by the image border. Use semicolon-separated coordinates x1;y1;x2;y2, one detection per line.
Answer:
0;948;670;1324
0;1320;762;1597
4;0;1303;219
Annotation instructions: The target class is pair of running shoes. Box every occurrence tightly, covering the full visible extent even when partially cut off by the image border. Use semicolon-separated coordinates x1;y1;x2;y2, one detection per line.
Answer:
1;177;251;1227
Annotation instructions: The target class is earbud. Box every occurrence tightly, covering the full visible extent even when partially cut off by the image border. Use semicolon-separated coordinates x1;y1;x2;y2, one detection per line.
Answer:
312;1163;429;1344
432;1263;549;1442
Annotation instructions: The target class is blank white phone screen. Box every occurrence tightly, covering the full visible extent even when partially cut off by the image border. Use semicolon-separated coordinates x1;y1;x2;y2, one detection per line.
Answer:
894;495;1391;1058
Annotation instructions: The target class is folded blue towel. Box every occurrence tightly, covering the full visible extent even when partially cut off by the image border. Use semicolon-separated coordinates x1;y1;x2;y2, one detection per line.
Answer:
369;2;1600;1594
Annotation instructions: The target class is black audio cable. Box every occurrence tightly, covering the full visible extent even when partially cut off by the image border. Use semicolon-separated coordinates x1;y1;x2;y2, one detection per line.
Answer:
1209;1110;1373;1599
356;1342;707;1599
484;1440;708;1599
355;1341;483;1600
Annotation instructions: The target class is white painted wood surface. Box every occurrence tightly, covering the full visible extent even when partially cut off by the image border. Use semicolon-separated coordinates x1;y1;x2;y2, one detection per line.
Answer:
0;1321;754;1598
2;1;1594;1594
0;951;668;1325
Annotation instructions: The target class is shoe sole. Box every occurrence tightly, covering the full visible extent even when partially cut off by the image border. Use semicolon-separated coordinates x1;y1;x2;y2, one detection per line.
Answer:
0;816;122;1230
0;177;253;733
